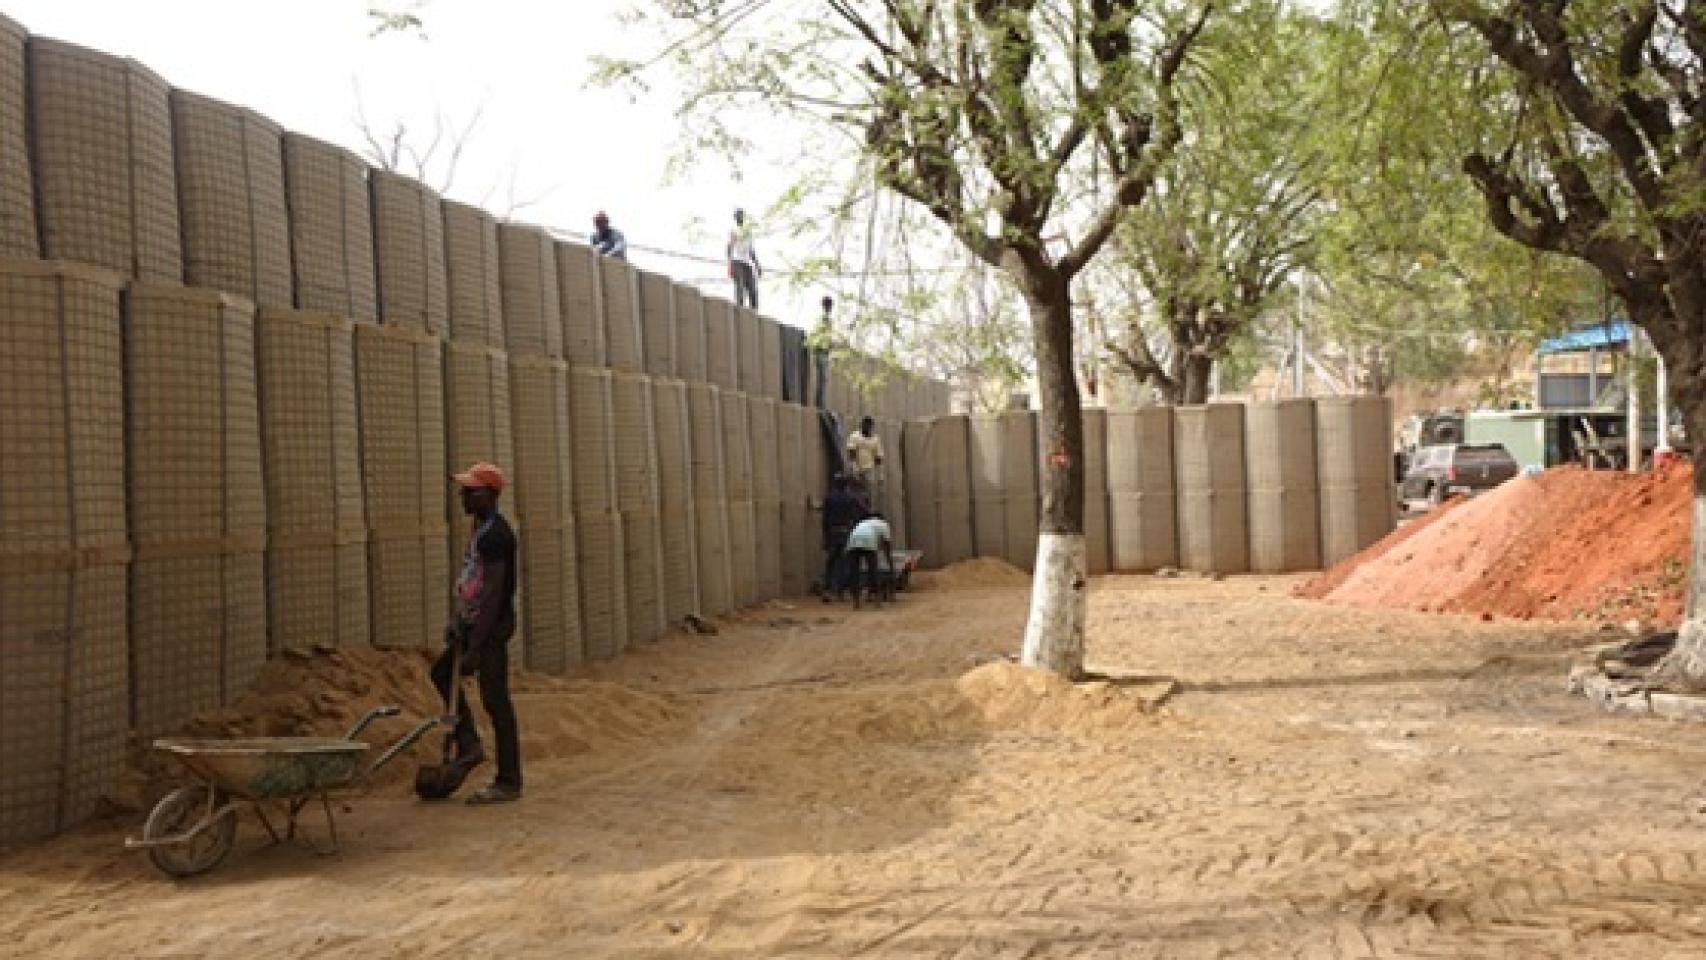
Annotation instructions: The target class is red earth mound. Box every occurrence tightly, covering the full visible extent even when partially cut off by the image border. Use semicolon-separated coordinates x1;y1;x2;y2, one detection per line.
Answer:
1298;464;1693;625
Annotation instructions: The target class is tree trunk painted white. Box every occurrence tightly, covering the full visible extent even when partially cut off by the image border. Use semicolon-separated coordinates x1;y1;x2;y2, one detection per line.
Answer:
1021;533;1088;677
1657;400;1706;688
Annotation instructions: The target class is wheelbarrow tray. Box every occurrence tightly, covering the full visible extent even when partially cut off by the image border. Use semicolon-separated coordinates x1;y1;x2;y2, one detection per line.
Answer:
152;737;371;801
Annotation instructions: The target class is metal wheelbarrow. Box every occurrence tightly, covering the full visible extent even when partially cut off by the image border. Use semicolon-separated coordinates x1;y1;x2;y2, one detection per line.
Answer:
125;706;443;878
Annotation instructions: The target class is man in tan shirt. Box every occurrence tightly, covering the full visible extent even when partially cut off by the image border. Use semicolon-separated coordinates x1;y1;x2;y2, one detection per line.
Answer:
845;416;884;506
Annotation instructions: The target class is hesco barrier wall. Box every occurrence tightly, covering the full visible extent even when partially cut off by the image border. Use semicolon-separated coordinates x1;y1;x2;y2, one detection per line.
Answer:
371;171;449;336
556;240;603;367
1174;404;1250;574
0;263;130;850
29;39;180;281
255;307;370;652
601;256;642;372
442;201;503;348
509;357;581;672
1082;410;1111;575
125;284;266;737
8;11;1389;849
970;412;1038;572
171;91;291;308
281;133;375;322
498;223;560;359
0;16;36;257
354;323;447;653
1245;400;1321;573
640;270;675;377
1316;396;1396;566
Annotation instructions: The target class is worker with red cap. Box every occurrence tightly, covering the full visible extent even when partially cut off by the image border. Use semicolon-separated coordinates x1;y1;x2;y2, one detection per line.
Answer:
590;211;627;260
430;462;522;803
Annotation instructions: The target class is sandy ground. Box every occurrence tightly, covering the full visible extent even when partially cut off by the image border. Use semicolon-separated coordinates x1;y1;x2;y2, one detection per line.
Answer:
8;565;1706;958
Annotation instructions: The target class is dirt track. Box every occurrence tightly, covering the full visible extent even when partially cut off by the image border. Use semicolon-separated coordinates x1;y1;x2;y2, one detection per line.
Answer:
8;564;1706;958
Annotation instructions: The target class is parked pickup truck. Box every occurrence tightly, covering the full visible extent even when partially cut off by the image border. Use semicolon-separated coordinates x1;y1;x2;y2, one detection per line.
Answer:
1400;443;1520;509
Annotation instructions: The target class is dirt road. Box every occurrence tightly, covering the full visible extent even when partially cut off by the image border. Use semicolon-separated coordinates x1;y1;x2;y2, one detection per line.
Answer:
7;562;1706;958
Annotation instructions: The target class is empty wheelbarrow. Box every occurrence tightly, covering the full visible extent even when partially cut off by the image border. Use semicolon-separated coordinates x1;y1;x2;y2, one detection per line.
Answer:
125;706;443;878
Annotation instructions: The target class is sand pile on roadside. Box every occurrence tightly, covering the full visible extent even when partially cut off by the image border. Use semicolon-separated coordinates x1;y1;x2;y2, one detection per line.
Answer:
780;663;1161;746
913;557;1031;591
1299;465;1692;624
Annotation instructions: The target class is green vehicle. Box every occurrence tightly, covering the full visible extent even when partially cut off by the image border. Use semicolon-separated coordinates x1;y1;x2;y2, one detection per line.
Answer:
1464;409;1658;472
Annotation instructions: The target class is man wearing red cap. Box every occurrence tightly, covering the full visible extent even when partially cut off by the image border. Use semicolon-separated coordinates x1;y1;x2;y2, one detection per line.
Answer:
431;462;522;803
590;211;627;260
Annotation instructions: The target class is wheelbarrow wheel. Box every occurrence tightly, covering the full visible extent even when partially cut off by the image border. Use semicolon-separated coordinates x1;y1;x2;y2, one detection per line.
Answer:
144;784;237;878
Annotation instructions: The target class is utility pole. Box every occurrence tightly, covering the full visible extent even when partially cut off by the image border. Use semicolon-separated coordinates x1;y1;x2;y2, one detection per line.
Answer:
1627;332;1642;473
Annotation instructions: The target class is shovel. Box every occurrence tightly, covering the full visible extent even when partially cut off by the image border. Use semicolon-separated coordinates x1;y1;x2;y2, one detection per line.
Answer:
415;633;473;800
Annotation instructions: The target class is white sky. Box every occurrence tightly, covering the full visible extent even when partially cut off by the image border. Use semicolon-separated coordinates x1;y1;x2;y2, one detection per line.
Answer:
7;0;827;325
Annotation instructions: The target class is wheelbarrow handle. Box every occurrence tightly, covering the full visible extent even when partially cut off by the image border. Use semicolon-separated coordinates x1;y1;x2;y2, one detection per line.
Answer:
343;705;402;741
365;716;449;778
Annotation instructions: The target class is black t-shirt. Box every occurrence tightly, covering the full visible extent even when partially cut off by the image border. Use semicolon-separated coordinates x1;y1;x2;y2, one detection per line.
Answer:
463;512;518;642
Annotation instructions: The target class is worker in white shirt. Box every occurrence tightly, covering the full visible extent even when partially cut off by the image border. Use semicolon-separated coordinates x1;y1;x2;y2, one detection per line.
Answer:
844;511;895;609
845;416;884;506
727;208;761;309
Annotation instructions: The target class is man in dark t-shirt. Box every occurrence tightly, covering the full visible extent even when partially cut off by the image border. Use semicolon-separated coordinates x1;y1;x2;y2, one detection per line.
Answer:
819;473;866;601
431;461;522;803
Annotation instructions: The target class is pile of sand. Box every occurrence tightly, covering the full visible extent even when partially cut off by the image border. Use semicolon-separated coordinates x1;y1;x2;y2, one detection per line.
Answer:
1299;464;1692;624
782;662;1161;746
912;557;1031;591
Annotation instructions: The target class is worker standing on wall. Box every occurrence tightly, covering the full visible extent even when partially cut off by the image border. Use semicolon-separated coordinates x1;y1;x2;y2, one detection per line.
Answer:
845;416;884;508
591;211;627;259
430;462;523;804
727;208;761;308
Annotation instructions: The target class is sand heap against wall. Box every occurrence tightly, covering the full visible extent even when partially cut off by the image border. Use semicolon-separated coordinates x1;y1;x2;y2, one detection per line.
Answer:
1298;465;1692;624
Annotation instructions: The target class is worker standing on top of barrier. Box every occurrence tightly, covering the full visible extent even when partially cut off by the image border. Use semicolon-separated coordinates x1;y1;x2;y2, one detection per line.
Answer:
846;415;884;508
727;208;761;308
591;211;627;259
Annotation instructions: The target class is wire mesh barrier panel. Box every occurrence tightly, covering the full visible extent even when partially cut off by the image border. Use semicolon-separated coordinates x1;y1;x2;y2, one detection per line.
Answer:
574;510;627;661
931;415;976;566
498;222;561;359
902;419;940;566
28;38;180;280
170;90;292;308
510;357;583;671
442;200;504;347
1316;396;1397;567
1107;407;1179;572
125;284;267;738
621;509;667;645
371;171;449;335
282;133;377;322
569;368;627;659
1245;400;1323;573
673;284;706;383
355;324;448;652
653;380;700;624
0;16;34;257
687;383;733;615
639;269;675;378
1173;404;1250;574
1081;409;1111;575
556;240;604;368
735;306;762;395
759;316;783;400
256;308;370;652
703;298;737;389
0;262;129;848
969;412;1039;572
600;256;643;372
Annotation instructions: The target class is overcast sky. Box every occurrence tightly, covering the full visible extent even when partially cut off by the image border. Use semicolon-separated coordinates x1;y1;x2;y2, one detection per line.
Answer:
8;0;826;324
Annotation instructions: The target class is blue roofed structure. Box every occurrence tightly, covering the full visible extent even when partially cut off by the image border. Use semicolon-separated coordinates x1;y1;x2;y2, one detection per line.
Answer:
1536;319;1631;355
